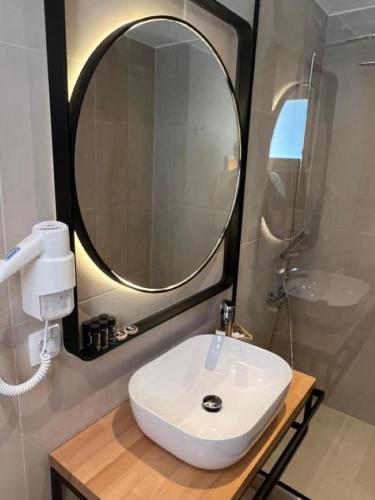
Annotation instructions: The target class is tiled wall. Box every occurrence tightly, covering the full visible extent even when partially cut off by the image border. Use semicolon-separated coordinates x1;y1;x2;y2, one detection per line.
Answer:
0;1;254;499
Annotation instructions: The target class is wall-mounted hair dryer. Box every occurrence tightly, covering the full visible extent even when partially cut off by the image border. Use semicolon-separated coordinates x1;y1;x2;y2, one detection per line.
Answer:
0;221;75;396
0;221;75;320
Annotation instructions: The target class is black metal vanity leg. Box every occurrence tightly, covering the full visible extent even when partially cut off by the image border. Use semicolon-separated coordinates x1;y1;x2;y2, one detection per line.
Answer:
303;392;313;422
50;468;63;500
253;389;324;500
50;466;88;500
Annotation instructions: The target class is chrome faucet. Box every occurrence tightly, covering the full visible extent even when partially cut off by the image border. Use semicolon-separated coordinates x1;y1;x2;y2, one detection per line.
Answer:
220;300;235;337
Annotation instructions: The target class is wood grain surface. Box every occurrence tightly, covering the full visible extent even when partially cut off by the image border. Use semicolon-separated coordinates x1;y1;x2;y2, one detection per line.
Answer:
50;370;316;499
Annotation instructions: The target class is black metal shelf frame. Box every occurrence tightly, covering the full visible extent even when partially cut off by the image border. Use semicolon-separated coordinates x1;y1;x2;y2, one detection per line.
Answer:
43;0;259;360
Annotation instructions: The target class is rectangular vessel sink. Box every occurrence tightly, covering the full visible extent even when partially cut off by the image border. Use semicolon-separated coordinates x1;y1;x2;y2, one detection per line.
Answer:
129;334;292;470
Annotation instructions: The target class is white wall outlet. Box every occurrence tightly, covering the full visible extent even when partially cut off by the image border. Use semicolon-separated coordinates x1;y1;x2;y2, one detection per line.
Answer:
28;323;62;367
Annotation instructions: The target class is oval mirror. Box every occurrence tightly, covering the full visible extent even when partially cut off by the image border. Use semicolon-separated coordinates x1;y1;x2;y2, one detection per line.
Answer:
72;18;241;291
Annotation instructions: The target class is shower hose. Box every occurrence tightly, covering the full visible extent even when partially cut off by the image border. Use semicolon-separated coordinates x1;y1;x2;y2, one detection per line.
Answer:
0;320;51;396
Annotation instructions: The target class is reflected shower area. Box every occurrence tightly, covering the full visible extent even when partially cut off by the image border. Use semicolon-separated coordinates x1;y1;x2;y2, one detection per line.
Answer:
250;1;375;497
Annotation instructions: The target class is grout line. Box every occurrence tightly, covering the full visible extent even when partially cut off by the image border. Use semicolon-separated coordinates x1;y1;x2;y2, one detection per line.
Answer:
15;374;30;500
78;287;119;305
0;130;13;330
348;426;375;497
0;38;44;54
6;325;30;500
329;5;375;17
0;29;39;500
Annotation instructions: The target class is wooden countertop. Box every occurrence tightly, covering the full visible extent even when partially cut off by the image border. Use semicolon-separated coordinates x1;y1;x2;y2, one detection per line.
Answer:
50;370;316;499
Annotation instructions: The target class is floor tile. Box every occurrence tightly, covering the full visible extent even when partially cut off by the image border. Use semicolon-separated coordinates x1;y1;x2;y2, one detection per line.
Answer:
260;404;375;498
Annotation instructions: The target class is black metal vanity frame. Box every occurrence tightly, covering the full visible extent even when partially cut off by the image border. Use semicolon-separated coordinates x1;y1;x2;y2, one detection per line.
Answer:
43;0;260;360
50;388;324;499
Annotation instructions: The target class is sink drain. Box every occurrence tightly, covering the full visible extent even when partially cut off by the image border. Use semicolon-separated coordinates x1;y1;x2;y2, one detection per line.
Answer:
202;395;222;413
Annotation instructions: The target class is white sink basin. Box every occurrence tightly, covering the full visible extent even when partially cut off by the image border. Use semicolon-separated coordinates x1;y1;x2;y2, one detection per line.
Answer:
129;334;292;469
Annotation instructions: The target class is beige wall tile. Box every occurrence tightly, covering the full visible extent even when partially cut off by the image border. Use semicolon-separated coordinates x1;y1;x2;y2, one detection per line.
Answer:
0;42;54;326
0;0;46;50
94;37;128;123
216;0;254;24
184;1;238;84
0;43;53;247
78;284;175;328
95;121;128;206
65;0;185;63
240;110;276;244
172;290;230;345
97;203;128;277
74;114;97;210
0;328;27;499
252;0;314;114
76;235;119;302
0;207;10;329
127;202;151;277
127;124;153;204
236;239;281;348
174;248;224;302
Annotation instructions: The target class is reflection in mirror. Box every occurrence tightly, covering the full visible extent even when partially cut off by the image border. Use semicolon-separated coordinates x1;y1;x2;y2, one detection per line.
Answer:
264;84;314;241
74;19;240;291
269;99;308;160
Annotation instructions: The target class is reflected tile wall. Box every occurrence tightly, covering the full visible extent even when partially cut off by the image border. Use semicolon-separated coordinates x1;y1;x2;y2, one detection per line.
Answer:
151;37;239;287
75;37;154;285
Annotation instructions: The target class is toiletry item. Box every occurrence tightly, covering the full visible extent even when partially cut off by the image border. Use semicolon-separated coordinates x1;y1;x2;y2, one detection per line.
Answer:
82;320;93;352
99;319;109;350
91;316;100;323
125;324;139;336
116;328;128;341
108;316;117;345
91;322;101;352
99;313;108;321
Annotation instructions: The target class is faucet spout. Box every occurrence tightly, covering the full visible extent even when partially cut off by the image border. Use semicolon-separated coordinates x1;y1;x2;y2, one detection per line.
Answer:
220;300;235;337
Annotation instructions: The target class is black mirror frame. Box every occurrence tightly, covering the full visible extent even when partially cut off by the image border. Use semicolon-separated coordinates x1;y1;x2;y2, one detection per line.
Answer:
71;16;242;294
44;0;258;360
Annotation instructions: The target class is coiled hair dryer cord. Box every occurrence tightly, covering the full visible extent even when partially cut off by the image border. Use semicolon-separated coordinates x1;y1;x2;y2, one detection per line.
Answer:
0;321;51;396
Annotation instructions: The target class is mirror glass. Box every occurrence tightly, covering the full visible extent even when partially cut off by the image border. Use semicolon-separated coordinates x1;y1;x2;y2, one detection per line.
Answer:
74;19;240;291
